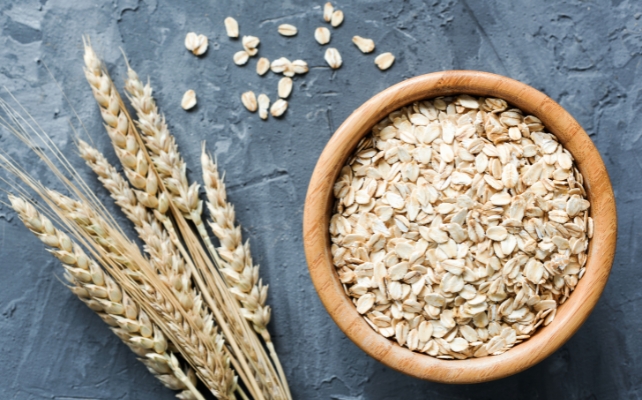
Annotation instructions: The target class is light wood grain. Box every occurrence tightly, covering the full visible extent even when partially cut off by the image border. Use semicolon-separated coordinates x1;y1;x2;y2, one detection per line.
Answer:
303;70;617;383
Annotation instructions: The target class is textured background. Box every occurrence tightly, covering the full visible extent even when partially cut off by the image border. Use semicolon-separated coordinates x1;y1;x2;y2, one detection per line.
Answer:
0;0;639;399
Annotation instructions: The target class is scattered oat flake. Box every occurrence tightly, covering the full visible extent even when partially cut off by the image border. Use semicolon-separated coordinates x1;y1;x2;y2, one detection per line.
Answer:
375;52;395;70
256;57;270;76
233;50;250;65
352;36;375;53
224;17;239;38
241;91;257;112
278;24;297;36
315;27;331;45
242;36;260;56
278;77;293;99
258;94;269;120
270;99;288;117
325;48;342;69
292;59;309;75
331;10;344;27
181;90;196;110
323;2;334;22
271;57;291;74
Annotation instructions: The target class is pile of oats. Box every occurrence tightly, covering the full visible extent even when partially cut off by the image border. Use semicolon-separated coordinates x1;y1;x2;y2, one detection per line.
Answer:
330;95;593;359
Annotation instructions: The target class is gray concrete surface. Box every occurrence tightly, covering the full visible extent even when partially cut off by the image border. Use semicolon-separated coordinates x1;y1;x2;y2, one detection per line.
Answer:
0;0;639;398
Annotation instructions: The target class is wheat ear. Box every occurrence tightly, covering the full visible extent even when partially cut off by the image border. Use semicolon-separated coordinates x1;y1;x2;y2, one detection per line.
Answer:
47;191;237;400
121;63;287;399
201;151;289;393
83;42;160;211
8;195;202;400
84;44;286;400
200;152;271;335
78;141;218;337
123;65;221;268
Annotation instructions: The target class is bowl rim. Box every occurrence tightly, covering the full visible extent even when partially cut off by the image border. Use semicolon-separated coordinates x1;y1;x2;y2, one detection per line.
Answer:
303;70;617;383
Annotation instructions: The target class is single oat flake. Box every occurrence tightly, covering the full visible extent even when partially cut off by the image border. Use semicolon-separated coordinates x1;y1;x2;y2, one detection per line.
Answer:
256;57;270;76
323;2;334;22
270;99;288;117
224;17;239;38
278;77;293;99
233;50;250;65
329;95;592;360
241;91;257;112
315;27;331;45
291;60;309;75
331;10;344;27
352;36;375;53
375;52;395;70
258;93;270;120
325;48;342;69
278;24;298;36
271;57;291;74
181;90;197;110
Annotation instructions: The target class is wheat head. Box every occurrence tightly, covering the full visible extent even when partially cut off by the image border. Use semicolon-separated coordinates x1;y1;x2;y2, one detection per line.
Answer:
8;195;201;400
46;190;237;400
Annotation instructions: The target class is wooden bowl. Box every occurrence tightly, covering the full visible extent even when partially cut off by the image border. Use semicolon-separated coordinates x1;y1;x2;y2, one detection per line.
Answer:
303;70;617;383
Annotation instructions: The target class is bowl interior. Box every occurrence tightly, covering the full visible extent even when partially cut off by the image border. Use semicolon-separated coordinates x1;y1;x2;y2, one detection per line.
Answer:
303;70;617;383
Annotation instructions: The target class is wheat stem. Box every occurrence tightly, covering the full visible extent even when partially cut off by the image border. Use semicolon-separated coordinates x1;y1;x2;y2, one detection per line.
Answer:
83;42;288;400
48;191;237;400
8;195;203;400
122;65;229;282
78;141;215;340
121;62;286;399
122;63;220;263
83;40;160;211
201;151;290;395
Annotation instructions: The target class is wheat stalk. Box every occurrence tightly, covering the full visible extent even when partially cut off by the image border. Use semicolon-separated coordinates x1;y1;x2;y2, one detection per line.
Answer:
123;65;222;275
78;140;215;334
117;59;288;399
83;42;160;211
200;151;289;391
200;152;271;335
47;190;237;400
1;64;279;398
81;41;289;400
8;195;203;400
82;44;273;399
